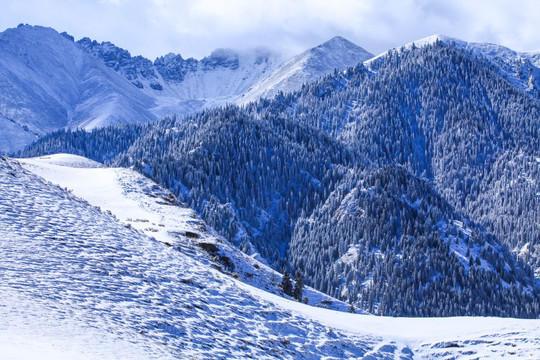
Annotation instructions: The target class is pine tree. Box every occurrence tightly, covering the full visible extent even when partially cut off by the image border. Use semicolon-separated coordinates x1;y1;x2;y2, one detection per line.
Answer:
293;270;304;301
281;270;293;296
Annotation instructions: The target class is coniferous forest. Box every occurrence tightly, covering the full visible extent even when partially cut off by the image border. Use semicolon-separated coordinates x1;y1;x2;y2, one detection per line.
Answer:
20;42;539;317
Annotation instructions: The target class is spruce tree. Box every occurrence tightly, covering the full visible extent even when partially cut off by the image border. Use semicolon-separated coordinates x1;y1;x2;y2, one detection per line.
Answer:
281;270;293;296
293;270;304;301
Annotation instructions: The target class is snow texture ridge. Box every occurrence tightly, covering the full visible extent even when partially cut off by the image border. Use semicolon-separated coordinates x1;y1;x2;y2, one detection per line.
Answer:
1;155;382;359
17;154;347;311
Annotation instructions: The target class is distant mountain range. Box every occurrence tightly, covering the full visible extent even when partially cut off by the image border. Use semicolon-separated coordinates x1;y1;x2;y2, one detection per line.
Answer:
2;25;539;156
3;25;538;156
0;24;373;153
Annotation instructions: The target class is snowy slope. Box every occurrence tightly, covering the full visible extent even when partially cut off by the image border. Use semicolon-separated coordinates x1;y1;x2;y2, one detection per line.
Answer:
2;155;380;359
239;36;373;104
1;154;538;359
17;153;347;310
0;25;157;154
148;49;283;119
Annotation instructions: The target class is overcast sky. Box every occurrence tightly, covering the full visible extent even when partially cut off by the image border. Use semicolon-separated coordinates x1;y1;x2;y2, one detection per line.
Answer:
1;0;539;60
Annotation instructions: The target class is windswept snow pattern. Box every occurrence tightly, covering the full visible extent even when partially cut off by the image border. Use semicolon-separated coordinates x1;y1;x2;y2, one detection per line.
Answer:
18;154;347;310
1;154;539;359
1;156;381;359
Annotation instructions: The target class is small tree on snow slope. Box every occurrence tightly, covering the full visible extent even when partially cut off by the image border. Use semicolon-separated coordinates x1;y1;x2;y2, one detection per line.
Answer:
281;270;293;296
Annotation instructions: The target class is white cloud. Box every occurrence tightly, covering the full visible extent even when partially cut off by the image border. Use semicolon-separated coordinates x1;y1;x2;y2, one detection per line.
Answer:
0;0;538;60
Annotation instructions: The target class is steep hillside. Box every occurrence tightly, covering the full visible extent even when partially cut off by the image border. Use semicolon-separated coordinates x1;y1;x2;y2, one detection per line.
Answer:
0;155;368;358
289;165;538;317
114;109;355;268
283;40;540;272
0;25;156;153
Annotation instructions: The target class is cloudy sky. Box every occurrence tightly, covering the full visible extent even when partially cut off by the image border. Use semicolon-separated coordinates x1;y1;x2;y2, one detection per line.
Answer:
1;0;539;60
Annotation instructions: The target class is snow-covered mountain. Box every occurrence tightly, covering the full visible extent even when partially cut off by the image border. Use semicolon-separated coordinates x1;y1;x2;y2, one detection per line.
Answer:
0;25;375;154
2;154;539;359
77;34;374;116
0;25;156;154
366;34;540;96
239;36;373;104
78;37;284;117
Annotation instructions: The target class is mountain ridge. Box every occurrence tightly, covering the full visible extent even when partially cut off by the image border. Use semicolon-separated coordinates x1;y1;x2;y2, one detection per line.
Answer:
239;35;374;104
365;33;540;96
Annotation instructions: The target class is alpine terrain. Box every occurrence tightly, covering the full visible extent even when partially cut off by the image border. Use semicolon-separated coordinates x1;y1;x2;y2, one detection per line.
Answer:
22;35;539;318
1;21;539;359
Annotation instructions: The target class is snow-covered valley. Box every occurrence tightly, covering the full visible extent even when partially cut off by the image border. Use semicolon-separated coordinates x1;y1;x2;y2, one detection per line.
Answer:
1;154;538;359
